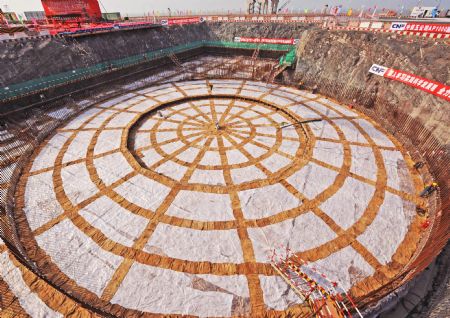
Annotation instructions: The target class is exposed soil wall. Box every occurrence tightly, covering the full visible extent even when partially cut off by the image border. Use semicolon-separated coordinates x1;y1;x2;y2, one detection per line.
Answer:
1;22;448;145
291;30;449;317
0;22;313;87
0;24;216;86
294;29;450;148
208;22;311;41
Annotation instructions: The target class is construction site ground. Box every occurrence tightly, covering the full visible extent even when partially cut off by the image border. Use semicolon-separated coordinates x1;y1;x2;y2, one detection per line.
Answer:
0;78;428;317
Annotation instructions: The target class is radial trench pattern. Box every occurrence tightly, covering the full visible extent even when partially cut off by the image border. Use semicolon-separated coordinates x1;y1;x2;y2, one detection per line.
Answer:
13;80;423;317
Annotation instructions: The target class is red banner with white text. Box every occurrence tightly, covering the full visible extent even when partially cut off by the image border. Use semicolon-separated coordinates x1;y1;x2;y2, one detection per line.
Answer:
234;37;299;45
404;23;450;34
369;64;450;102
161;17;203;26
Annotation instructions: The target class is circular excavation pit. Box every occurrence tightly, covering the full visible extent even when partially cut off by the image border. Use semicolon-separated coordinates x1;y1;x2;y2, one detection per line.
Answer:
14;80;424;317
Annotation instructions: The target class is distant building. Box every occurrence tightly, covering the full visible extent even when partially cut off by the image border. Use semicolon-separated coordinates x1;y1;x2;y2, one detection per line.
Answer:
41;0;102;21
24;11;47;21
410;6;439;18
102;12;121;21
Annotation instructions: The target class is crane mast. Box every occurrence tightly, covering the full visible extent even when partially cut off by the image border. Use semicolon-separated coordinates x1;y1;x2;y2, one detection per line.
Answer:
246;1;288;15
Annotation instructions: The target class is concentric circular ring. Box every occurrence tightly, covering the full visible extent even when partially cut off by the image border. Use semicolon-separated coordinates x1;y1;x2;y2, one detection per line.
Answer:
127;96;310;193
13;80;423;317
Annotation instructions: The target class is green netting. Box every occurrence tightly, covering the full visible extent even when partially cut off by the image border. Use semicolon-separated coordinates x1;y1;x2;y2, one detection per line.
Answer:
1;41;294;101
279;48;297;67
205;41;294;51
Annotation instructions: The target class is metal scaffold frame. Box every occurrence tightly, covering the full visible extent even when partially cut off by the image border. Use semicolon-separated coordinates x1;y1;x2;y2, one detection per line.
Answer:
270;245;364;317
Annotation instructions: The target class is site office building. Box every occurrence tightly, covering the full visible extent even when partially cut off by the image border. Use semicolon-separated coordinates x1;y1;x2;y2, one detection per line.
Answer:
41;0;102;21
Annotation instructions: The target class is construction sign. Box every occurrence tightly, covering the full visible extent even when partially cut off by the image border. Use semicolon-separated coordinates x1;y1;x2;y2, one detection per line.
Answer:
370;64;450;102
234;37;299;45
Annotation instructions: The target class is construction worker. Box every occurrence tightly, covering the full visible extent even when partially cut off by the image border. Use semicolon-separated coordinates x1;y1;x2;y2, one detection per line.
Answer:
416;206;427;217
413;161;425;170
420;182;438;198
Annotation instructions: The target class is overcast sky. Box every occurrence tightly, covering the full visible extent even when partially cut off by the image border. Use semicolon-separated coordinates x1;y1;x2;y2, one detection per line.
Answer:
2;0;449;16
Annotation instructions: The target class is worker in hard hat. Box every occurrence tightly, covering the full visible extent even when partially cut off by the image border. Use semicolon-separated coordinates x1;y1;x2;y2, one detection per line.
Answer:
420;182;438;198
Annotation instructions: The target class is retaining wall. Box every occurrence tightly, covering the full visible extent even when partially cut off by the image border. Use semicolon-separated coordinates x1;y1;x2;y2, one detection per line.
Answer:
0;22;312;88
295;29;450;148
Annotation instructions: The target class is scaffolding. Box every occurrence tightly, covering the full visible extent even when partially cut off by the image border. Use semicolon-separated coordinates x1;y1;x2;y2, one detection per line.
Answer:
271;246;364;318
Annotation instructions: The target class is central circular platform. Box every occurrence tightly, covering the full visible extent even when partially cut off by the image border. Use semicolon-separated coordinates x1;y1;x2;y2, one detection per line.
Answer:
14;80;423;317
127;96;310;192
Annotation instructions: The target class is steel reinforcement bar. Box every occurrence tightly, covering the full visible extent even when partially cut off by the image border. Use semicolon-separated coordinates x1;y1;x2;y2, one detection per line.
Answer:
294;72;449;311
0;56;448;315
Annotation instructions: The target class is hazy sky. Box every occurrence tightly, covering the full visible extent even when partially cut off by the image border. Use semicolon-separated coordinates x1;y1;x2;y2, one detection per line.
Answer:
2;0;449;16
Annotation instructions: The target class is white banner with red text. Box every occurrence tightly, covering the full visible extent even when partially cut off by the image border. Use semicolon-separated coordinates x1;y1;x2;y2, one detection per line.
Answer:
390;22;450;34
369;64;450;102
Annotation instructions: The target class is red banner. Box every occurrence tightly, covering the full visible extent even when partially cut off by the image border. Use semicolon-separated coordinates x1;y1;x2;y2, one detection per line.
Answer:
161;17;202;26
404;23;450;34
234;37;298;45
42;0;102;20
384;68;450;102
369;64;450;101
